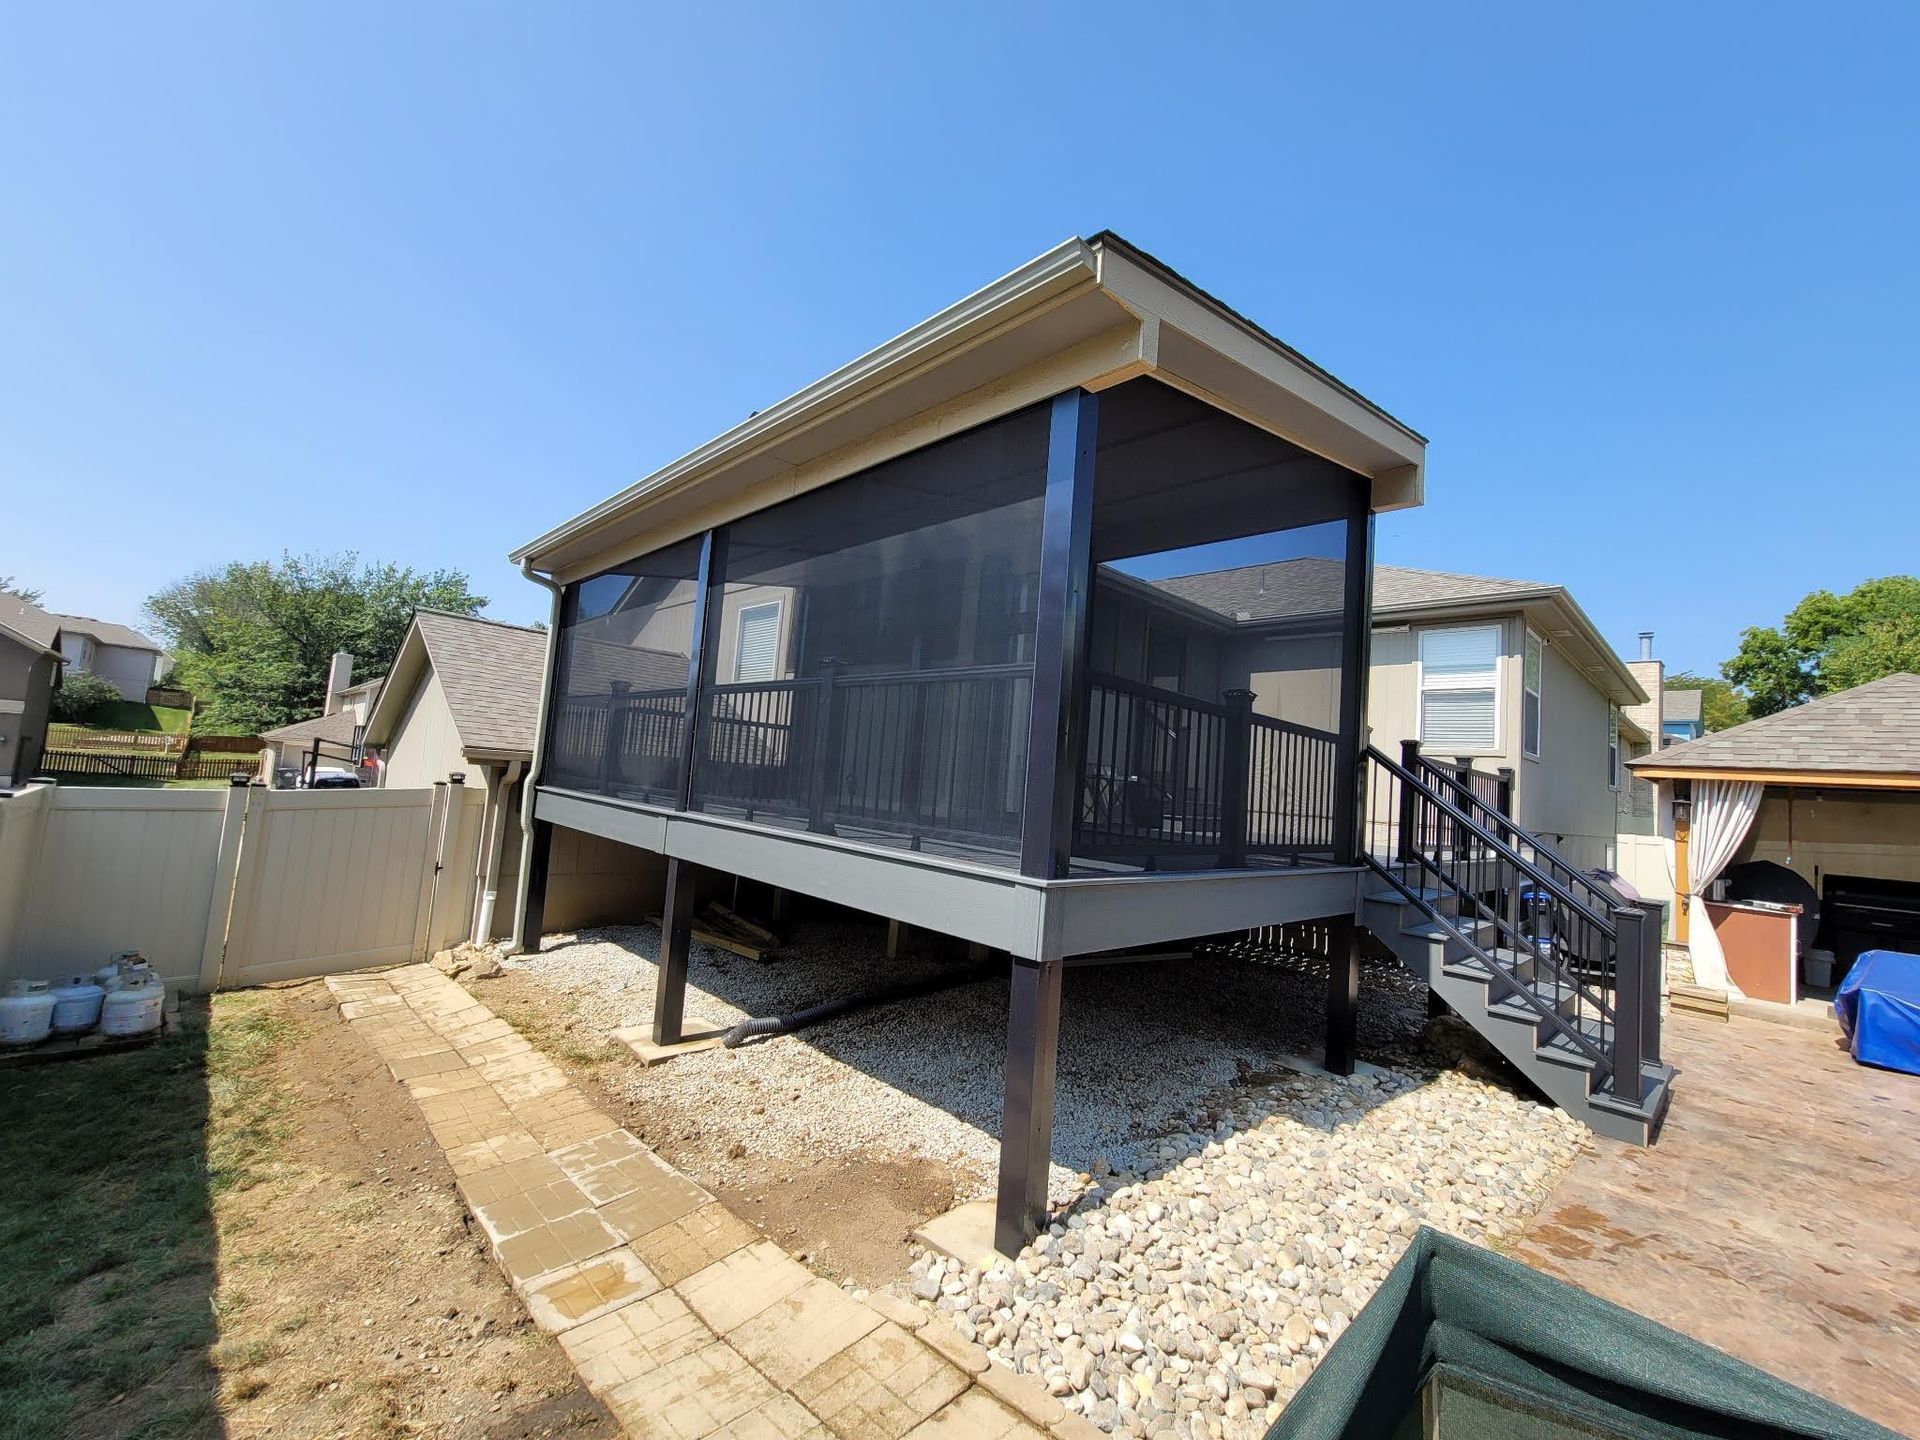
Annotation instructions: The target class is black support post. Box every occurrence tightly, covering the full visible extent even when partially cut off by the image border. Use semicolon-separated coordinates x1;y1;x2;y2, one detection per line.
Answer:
1332;480;1376;865
1326;914;1361;1076
653;858;698;1046
517;818;554;955
1219;688;1256;868
1397;738;1421;865
1611;903;1647;1105
1019;389;1099;880
1637;898;1664;1068
995;954;1063;1256
677;529;724;811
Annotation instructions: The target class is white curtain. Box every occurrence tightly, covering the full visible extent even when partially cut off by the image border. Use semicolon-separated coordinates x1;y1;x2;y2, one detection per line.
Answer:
1686;779;1765;993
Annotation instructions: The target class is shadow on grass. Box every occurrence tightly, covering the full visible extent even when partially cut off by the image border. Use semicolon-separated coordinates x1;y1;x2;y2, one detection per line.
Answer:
0;994;286;1440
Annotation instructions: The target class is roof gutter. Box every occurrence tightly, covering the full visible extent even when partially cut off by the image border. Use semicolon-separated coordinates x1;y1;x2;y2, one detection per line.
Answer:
509;560;564;954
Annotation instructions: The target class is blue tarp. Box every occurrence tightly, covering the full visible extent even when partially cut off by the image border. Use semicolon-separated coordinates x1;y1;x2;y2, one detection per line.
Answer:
1834;950;1920;1076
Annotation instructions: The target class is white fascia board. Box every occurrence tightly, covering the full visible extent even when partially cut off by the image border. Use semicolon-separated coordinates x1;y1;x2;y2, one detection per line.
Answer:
512;238;1101;570
1092;245;1425;508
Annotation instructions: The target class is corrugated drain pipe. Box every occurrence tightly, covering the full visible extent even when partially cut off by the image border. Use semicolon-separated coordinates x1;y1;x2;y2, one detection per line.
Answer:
722;962;998;1048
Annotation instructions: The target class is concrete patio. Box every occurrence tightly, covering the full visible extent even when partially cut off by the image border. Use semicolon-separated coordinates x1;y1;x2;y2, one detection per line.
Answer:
1511;1011;1920;1437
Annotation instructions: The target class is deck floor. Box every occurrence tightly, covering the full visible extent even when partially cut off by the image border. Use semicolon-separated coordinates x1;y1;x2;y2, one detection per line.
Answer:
1510;1011;1920;1435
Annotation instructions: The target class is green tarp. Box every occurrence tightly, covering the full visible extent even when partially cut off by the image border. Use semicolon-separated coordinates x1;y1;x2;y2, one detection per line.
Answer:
1266;1228;1901;1440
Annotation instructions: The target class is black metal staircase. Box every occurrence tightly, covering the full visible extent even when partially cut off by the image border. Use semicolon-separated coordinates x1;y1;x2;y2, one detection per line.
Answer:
1361;742;1673;1144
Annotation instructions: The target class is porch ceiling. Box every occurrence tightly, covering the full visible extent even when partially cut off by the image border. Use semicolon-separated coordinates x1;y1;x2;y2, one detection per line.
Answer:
513;234;1426;582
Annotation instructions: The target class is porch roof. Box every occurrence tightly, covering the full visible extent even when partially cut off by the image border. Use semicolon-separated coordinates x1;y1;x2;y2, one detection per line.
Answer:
1631;672;1920;789
511;233;1426;582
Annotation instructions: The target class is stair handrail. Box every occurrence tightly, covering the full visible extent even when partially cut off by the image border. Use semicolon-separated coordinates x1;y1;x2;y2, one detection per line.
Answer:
1367;746;1619;937
1412;753;1632;919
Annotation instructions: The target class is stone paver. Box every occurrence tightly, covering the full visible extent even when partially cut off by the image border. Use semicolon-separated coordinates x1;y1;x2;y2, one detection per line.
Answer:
327;965;1088;1440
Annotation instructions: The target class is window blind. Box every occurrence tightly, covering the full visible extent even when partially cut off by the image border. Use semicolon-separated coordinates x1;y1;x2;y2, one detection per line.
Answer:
1419;626;1500;750
734;602;781;683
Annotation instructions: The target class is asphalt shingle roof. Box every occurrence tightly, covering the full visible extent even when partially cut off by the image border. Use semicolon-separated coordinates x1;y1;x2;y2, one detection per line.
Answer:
1631;673;1920;776
1147;559;1546;624
0;592;62;654
262;710;362;745
1664;689;1704;724
414;611;548;757
47;612;162;652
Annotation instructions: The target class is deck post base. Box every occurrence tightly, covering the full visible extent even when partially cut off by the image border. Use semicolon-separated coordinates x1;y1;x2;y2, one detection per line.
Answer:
994;954;1063;1257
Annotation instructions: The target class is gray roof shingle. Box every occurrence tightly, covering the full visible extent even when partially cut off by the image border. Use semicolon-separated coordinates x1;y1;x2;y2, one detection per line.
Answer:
1147;559;1547;624
414;611;548;757
262;709;362;745
48;612;162;652
0;592;64;654
1664;689;1704;724
1632;673;1920;776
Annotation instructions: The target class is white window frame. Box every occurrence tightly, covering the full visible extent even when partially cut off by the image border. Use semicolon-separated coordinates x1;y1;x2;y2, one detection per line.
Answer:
732;600;783;683
1607;704;1621;790
1415;623;1503;754
1522;629;1544;761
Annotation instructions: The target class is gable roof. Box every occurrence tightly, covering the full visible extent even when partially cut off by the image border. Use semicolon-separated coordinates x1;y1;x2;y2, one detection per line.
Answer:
1147;559;1549;625
363;611;548;760
512;232;1427;579
1142;558;1646;706
48;612;162;653
1632;673;1920;783
261;709;361;746
0;592;65;659
1664;689;1704;724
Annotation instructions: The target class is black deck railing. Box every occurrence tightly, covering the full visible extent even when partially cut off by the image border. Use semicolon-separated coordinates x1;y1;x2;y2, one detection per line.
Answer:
1073;671;1338;867
548;664;1342;869
1361;741;1661;1106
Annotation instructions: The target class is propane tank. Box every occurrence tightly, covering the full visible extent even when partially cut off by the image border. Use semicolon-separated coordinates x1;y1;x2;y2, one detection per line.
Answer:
94;952;153;991
50;975;106;1035
1;979;56;1047
100;972;165;1038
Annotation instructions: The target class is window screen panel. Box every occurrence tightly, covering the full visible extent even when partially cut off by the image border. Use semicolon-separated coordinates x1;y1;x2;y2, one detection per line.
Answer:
689;402;1049;859
1421;626;1500;682
1522;633;1543;757
545;538;703;805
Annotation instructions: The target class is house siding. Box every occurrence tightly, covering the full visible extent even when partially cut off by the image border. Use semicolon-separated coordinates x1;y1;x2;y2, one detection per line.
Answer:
1516;638;1621;872
380;669;468;790
0;643;57;786
85;643;161;702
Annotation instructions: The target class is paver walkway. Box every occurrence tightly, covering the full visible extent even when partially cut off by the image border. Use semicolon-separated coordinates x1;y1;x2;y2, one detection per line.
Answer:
328;966;1098;1440
1511;1011;1920;1436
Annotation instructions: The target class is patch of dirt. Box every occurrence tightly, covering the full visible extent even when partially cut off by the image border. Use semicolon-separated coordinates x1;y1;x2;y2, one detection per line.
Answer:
466;970;955;1291
210;981;616;1440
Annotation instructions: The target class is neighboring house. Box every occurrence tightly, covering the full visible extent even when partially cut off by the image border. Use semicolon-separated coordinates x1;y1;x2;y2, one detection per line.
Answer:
362;610;661;940
47;613;167;700
505;233;1670;1252
1631;672;1920;1006
1663;688;1704;745
0;597;62;787
258;653;382;785
1133;561;1650;876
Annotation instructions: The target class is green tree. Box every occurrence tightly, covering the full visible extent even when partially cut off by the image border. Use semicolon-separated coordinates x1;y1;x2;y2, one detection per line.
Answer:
1663;672;1749;733
144;553;486;734
49;670;121;723
1723;575;1920;715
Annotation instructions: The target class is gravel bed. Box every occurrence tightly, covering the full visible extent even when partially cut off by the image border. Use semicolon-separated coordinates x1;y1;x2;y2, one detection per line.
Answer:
901;1061;1586;1440
506;918;1427;1201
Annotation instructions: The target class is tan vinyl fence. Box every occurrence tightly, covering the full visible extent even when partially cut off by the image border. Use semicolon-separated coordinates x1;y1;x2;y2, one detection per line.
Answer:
0;777;485;993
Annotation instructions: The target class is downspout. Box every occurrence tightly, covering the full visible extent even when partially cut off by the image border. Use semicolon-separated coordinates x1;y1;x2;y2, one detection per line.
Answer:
509;559;564;953
474;759;523;943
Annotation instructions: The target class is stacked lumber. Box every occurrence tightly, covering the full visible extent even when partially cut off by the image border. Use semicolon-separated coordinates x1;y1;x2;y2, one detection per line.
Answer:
1669;982;1731;1020
647;903;782;961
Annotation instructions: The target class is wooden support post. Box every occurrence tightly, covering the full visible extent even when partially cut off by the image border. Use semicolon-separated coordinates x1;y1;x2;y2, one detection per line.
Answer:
654;858;697;1046
885;918;907;960
1326;915;1361;1076
995;954;1063;1256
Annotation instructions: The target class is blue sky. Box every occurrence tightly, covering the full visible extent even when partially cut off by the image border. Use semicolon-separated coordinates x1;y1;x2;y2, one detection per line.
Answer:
3;4;1914;677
